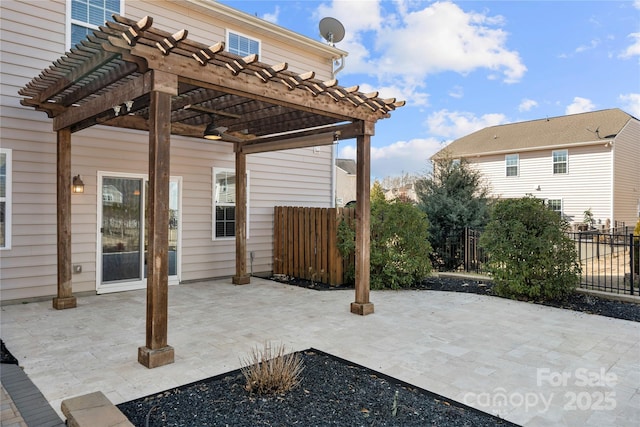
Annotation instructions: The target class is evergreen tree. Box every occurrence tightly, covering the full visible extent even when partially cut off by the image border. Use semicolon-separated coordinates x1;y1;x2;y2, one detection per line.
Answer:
370;180;386;203
415;154;491;270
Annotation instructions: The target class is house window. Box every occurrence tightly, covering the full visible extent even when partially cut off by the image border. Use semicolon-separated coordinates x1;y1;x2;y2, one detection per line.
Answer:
552;150;568;174
227;31;260;56
546;199;562;215
213;169;249;239
68;0;122;49
505;154;519;177
0;149;12;249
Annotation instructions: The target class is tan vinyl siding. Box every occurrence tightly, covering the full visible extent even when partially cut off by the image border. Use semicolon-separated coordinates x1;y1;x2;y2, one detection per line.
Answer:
0;0;335;301
470;144;612;225
612;119;640;227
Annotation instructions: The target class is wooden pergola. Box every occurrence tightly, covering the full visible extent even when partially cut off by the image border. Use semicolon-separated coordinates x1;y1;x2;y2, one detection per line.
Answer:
19;15;404;368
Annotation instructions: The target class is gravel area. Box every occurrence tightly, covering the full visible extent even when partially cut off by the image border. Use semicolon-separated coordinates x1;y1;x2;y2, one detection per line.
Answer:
118;349;517;427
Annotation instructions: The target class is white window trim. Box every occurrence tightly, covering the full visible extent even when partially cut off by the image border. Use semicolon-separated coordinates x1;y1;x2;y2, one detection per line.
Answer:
505;154;519;177
225;29;262;57
212;167;250;241
1;148;12;250
552;149;568;175
545;198;563;215
65;0;125;51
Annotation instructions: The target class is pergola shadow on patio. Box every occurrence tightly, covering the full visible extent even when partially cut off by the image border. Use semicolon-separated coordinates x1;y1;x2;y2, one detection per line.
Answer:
19;15;403;368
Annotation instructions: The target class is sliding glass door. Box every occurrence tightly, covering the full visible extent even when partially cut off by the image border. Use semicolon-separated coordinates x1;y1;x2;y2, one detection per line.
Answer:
98;173;180;293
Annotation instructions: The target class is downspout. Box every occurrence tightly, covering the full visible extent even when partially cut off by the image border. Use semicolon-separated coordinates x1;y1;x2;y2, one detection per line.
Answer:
332;55;346;78
331;132;339;207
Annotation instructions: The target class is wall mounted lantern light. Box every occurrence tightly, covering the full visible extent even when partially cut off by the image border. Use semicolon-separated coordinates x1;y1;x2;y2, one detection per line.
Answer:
72;175;85;194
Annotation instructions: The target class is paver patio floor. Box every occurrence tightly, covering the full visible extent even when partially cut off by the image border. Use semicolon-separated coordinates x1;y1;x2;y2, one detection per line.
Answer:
1;278;638;426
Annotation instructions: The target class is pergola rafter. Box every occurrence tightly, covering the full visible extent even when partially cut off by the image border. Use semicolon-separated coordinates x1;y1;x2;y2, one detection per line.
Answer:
18;14;404;369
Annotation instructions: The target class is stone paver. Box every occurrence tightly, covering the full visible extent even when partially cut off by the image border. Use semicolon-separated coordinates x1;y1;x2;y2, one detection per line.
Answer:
1;385;27;427
1;278;638;426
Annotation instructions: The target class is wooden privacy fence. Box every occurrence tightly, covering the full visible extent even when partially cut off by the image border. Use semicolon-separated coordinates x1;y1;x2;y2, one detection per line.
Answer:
273;206;355;286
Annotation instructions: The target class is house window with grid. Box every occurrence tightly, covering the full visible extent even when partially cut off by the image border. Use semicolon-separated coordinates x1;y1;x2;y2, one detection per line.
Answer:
213;169;249;239
546;199;562;215
0;149;12;249
552;150;568;174
69;0;122;49
505;154;519;177
227;31;260;56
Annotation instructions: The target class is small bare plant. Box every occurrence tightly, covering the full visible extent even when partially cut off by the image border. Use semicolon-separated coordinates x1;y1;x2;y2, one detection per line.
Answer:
240;342;304;395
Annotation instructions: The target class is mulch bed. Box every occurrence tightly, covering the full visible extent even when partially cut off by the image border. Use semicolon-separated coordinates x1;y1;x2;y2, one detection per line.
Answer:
117;349;517;427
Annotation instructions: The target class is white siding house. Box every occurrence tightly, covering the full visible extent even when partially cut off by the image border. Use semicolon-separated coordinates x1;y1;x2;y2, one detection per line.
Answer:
434;109;640;229
335;158;357;207
0;0;347;301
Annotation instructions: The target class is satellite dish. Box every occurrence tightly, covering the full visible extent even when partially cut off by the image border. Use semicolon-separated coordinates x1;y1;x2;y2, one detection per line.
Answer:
319;17;345;45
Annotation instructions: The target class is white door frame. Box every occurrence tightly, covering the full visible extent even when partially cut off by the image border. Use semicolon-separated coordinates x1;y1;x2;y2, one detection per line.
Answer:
96;171;182;294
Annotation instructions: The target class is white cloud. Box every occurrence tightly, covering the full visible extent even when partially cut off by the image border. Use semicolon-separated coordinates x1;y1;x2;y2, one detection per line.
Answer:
373;2;526;84
448;85;464;99
619;32;640;59
519;99;538;112
338;138;443;178
575;39;600;53
425;109;508;139
316;1;526;106
619;93;640;117
565;97;595;115
261;6;280;24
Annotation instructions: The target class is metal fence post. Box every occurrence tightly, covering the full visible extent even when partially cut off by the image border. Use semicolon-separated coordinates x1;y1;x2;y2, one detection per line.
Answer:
631;233;635;296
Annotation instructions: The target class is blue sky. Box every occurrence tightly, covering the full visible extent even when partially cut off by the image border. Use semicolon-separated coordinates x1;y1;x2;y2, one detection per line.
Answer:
222;0;640;179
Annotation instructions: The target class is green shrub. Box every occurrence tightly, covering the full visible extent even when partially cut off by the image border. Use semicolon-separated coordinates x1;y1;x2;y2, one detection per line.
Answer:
338;199;432;289
479;196;580;301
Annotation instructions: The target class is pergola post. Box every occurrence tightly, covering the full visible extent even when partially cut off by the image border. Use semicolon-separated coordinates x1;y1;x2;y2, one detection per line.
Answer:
138;70;176;368
351;122;374;315
233;144;250;284
53;127;77;310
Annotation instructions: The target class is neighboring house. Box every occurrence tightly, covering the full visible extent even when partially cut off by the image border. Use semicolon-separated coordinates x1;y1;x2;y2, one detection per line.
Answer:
0;0;401;306
433;109;640;229
384;183;417;203
335;158;356;207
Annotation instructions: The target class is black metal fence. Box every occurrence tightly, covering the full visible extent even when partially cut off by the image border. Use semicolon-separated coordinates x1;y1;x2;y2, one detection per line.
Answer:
445;227;639;295
441;227;489;274
568;230;638;295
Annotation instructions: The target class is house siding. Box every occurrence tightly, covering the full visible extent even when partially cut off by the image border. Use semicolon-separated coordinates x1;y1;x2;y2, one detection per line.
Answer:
470;144;613;225
612;119;640;228
0;0;335;301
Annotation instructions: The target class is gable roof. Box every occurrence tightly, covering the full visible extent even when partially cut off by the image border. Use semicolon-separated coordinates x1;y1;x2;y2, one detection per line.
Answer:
336;158;357;174
433;108;636;159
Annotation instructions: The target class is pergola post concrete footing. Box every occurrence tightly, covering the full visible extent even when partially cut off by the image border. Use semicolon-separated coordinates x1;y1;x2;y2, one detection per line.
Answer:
232;275;251;285
53;297;77;310
138;345;175;369
350;302;374;316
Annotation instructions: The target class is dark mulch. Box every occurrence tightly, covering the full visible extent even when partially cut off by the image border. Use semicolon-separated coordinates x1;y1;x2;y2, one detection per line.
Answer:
416;275;640;322
118;349;517;427
1;339;19;365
